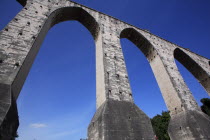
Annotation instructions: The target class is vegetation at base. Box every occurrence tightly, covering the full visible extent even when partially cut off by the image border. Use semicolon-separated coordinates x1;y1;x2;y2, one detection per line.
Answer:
151;98;210;140
151;111;170;140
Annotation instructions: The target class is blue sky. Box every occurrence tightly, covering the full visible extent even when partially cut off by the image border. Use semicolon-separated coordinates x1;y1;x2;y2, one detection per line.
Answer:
0;0;210;139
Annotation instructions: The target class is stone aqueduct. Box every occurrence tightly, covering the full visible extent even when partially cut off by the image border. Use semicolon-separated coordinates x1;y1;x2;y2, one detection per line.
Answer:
0;0;210;139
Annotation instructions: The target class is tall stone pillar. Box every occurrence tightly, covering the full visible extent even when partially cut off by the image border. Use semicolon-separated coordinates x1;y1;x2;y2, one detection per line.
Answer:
0;2;47;125
88;17;155;140
0;1;53;137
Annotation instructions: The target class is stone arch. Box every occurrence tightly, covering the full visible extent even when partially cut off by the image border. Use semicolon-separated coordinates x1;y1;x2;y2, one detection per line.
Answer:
0;5;100;132
119;28;183;115
12;6;100;99
119;29;168;116
174;48;210;95
120;28;155;58
40;6;99;40
119;28;169;110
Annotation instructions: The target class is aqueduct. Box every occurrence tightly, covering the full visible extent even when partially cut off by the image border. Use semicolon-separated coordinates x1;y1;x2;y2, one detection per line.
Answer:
0;0;210;139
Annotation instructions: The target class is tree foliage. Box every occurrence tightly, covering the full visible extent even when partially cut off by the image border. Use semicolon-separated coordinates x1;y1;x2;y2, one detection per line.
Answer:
151;98;210;140
151;111;170;140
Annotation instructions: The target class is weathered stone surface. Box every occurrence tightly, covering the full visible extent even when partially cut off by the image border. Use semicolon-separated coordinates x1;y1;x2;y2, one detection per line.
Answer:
0;96;19;140
0;84;11;125
88;100;154;140
0;0;209;139
168;110;210;140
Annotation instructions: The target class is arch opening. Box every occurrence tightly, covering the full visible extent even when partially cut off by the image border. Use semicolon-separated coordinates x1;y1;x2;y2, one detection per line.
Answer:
174;48;209;105
120;28;170;139
120;28;168;117
16;20;96;139
10;6;99;140
45;7;99;40
48;7;99;39
174;48;205;79
12;6;100;99
120;28;153;57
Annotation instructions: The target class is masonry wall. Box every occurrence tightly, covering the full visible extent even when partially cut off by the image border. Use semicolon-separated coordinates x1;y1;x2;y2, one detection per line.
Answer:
0;0;209;139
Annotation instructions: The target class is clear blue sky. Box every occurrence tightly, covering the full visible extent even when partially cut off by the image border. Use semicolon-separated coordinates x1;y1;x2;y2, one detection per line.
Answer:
0;0;210;139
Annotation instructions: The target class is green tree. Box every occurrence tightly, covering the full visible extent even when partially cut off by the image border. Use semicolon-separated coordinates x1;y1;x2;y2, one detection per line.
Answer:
151;111;170;140
201;98;210;117
151;98;210;140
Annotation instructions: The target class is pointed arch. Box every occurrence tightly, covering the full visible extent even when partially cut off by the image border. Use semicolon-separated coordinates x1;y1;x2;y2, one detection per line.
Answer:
120;28;154;57
40;6;99;40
